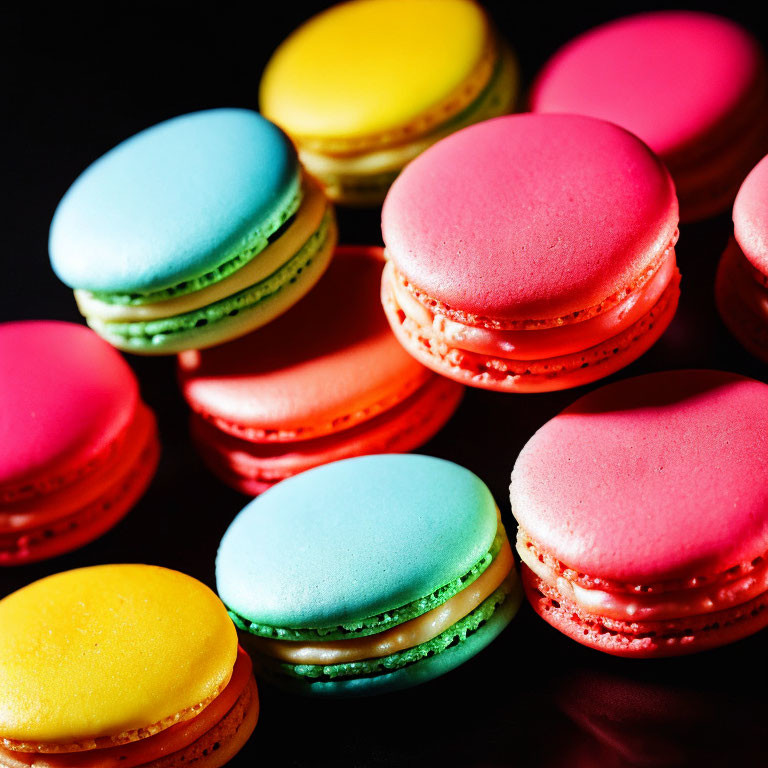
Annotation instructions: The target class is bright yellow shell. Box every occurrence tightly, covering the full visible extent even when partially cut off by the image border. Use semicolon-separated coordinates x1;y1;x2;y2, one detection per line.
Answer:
0;565;237;744
260;0;491;141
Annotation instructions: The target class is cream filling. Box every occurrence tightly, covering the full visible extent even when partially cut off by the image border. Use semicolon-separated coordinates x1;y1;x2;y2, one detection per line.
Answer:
251;528;514;665
517;537;768;623
297;46;517;184
75;177;328;324
386;250;676;361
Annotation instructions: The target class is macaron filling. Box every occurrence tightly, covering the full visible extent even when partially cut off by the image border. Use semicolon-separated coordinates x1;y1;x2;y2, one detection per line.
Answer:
386;245;678;361
0;649;255;768
84;176;302;307
517;530;768;628
238;523;517;681
86;208;335;349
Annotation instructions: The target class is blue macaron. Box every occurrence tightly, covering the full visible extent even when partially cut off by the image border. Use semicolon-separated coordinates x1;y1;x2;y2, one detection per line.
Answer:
50;108;336;354
216;454;521;696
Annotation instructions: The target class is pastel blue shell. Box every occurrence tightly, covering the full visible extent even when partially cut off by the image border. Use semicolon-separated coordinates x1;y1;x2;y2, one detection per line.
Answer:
216;454;498;629
49;109;299;293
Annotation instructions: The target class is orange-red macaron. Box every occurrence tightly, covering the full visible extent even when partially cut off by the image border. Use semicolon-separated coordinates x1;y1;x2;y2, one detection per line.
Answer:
178;246;463;493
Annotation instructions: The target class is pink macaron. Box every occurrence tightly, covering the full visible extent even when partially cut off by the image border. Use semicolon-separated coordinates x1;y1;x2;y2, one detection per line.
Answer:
716;153;768;361
178;246;463;494
381;113;680;393
531;11;768;222
0;321;159;564
511;369;768;657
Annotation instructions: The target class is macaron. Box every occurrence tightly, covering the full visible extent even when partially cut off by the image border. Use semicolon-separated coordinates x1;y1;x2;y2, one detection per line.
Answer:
49;108;337;354
381;113;680;393
178;246;463;494
216;454;521;696
510;370;768;657
716;153;768;362
0;321;159;565
531;11;768;222
259;0;517;205
0;564;258;768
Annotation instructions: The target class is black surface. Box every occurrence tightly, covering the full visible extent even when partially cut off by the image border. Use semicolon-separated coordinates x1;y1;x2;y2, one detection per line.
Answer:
2;3;768;766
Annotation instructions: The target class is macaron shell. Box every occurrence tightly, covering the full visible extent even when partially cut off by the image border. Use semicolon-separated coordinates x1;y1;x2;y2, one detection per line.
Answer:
382;114;678;323
254;582;521;697
734;153;768;276
715;239;768;362
510;370;768;583
178;246;434;439
531;12;763;158
49;109;299;294
0;565;237;744
216;454;498;629
190;374;463;494
260;0;492;142
0;321;138;497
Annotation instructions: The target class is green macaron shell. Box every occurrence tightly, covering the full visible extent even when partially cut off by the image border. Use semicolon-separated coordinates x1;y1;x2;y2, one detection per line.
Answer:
254;580;522;697
229;527;504;642
88;177;302;306
89;208;333;352
286;582;511;680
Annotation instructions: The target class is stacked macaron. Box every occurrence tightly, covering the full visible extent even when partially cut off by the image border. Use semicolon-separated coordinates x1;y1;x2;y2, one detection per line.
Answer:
511;370;768;657
0;565;258;768
531;11;768;221
178;247;463;494
716;153;768;361
0;321;159;565
381;114;680;392
260;0;517;204
216;455;521;696
50;108;336;354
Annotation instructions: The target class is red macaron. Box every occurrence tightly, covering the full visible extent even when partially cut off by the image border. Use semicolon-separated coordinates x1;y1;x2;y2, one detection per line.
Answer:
716;153;768;362
0;321;159;565
511;370;768;657
178;246;463;494
381;114;680;393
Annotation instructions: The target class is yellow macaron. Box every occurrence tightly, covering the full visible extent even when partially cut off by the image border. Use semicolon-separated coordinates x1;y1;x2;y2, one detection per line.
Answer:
0;565;258;768
260;0;518;205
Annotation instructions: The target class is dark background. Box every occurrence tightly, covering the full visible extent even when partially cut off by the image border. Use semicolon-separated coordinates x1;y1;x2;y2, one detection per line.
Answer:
3;3;768;765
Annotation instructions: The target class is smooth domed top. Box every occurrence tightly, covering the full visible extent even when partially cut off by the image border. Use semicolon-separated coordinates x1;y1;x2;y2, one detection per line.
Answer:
531;12;762;158
260;0;490;140
734;152;768;276
382;114;678;323
0;321;137;496
0;565;237;743
49;109;299;293
178;247;429;436
216;454;498;628
510;370;768;583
